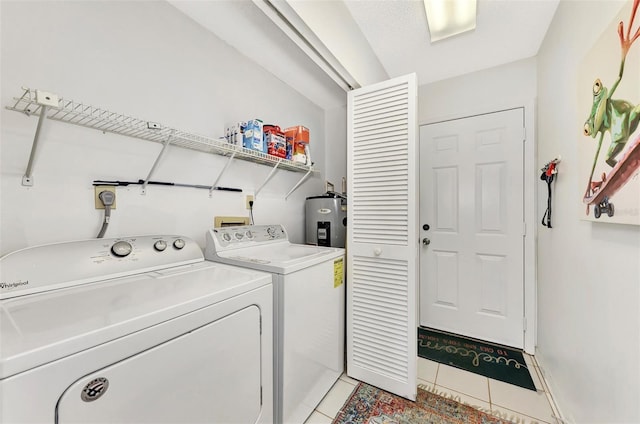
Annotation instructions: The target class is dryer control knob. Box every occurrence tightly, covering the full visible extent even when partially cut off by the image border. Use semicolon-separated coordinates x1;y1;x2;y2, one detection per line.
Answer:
173;239;186;249
154;240;167;251
234;232;244;240
245;230;254;239
222;233;232;242
111;241;133;257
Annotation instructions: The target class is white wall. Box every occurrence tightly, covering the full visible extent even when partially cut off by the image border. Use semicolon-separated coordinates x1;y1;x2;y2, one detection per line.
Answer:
324;104;348;192
418;57;537;124
536;1;640;422
0;0;327;255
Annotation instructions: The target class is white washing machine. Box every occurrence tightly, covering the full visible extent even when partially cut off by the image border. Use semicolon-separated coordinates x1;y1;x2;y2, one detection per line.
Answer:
0;235;273;424
204;225;345;424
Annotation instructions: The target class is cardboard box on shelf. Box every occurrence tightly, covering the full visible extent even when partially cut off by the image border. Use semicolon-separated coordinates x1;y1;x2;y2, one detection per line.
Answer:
243;119;265;153
285;125;310;165
225;121;246;145
264;125;287;158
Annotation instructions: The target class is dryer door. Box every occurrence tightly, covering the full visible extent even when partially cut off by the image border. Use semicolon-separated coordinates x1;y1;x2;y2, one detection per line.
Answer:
57;305;263;424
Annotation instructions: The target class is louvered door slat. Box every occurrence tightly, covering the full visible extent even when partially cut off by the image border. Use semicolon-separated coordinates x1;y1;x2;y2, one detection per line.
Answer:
352;133;408;145
347;73;417;401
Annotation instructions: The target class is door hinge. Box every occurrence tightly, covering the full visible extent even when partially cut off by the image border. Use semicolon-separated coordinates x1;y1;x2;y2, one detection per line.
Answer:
523;317;527;332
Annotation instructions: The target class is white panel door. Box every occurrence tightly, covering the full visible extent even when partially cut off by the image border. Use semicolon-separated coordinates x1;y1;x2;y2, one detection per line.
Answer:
419;109;525;348
347;74;418;400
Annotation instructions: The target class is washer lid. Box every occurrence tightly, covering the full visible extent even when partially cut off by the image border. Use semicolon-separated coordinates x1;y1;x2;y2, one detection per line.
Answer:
0;261;271;379
214;243;344;274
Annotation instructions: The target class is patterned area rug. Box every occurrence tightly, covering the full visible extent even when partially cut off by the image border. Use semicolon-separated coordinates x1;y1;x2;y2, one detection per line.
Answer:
332;382;514;424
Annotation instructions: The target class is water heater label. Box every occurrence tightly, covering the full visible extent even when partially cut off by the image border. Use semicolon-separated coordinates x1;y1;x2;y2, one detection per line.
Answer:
318;208;332;214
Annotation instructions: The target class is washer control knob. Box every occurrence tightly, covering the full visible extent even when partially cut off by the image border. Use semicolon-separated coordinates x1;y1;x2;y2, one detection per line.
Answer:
245;230;254;239
222;233;232;242
154;240;167;251
234;232;244;240
173;239;186;249
111;241;133;257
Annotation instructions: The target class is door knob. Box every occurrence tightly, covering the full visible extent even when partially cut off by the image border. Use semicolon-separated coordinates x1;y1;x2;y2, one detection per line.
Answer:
422;238;431;246
423;224;430;231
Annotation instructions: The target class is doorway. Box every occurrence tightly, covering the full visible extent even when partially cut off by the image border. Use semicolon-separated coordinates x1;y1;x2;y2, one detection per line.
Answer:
419;108;526;348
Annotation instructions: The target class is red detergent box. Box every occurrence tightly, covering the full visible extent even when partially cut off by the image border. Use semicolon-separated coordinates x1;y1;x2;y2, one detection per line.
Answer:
264;125;287;158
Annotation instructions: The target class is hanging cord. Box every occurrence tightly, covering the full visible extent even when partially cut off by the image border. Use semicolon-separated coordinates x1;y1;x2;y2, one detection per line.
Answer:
541;173;554;228
249;200;255;225
97;190;115;238
540;158;560;228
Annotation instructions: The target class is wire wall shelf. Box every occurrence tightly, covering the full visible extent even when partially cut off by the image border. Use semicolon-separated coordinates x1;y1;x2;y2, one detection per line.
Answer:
7;87;316;197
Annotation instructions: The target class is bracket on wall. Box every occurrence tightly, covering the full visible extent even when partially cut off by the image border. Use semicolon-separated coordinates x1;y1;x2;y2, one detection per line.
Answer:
255;159;282;197
21;104;48;186
141;130;175;195
209;152;236;197
11;88;60;186
285;168;313;199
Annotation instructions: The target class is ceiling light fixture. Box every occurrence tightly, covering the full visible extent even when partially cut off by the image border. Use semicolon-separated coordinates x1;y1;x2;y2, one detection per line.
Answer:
424;0;477;42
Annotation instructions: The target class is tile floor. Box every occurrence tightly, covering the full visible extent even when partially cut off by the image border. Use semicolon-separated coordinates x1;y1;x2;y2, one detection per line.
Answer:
304;354;562;424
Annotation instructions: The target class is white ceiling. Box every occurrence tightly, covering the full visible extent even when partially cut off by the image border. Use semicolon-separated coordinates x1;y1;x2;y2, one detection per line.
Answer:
343;0;560;85
170;0;560;110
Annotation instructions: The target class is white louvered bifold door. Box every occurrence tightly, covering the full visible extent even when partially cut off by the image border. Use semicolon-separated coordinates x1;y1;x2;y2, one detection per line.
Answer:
347;73;418;400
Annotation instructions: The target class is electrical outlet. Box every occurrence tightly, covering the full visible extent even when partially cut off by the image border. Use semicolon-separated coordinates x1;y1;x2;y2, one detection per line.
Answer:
245;195;254;210
95;186;117;209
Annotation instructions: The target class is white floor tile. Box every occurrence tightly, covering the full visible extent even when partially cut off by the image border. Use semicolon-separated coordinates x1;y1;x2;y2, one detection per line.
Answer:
490;404;553;424
431;384;491;412
417;357;438;383
338;373;360;386
489;378;555;423
315;379;356;419
435;363;490;402
304;411;333;424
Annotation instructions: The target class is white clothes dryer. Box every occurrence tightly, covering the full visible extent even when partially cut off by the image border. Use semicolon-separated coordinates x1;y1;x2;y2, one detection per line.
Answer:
204;225;345;424
0;235;273;424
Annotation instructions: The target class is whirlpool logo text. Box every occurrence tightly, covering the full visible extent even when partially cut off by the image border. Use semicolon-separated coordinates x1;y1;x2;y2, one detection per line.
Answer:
0;280;29;290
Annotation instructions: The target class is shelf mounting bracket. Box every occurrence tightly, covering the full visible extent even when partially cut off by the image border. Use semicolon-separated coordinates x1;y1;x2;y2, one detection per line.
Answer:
209;152;236;197
141;130;175;195
255;159;282;197
285;168;313;199
21;105;49;186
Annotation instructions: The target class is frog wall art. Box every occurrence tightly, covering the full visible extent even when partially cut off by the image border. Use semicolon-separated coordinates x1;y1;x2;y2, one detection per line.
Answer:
580;0;640;224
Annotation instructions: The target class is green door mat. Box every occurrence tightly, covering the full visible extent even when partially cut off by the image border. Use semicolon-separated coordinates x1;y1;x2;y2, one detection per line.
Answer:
418;327;536;391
